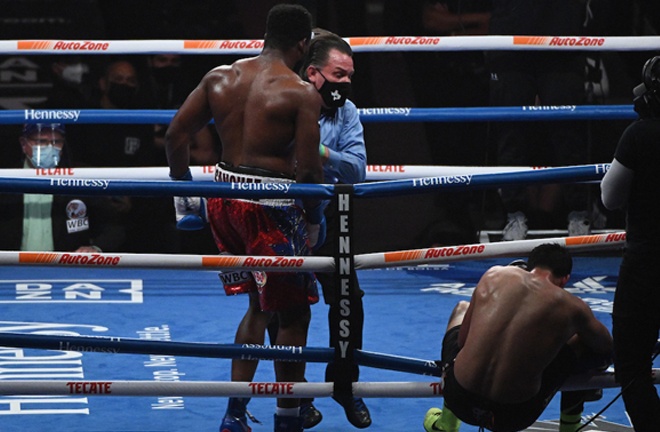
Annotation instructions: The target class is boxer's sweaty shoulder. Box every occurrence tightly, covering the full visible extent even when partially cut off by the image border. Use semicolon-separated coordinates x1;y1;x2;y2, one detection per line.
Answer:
205;57;315;173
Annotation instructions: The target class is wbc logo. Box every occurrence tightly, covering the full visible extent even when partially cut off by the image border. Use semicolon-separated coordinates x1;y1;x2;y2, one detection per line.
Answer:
66;199;89;233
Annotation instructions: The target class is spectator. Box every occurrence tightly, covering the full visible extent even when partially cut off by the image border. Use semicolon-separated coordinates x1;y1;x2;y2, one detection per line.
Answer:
385;0;492;246
600;55;660;431
144;54;219;153
40;55;95;109
488;0;592;240
423;244;612;432
0;123;126;253
75;57;176;254
76;57;160;167
38;55;96;161
165;5;322;431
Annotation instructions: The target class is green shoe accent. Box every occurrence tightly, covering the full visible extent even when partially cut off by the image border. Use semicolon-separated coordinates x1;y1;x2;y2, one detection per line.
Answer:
559;412;582;432
423;407;461;432
423;408;444;432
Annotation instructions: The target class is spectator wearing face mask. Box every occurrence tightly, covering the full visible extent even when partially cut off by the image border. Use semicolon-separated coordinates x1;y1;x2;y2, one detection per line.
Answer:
41;55;94;110
73;58;178;254
38;55;95;165
0;123;127;253
76;57;161;168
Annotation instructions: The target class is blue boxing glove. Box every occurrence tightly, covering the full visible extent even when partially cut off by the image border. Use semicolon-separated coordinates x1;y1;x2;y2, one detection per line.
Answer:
171;168;207;231
305;201;327;250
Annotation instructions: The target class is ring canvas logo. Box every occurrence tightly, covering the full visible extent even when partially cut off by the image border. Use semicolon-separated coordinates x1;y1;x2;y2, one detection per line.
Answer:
0;279;143;303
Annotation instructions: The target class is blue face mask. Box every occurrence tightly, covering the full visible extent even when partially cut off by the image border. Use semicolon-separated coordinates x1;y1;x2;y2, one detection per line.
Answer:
30;145;61;168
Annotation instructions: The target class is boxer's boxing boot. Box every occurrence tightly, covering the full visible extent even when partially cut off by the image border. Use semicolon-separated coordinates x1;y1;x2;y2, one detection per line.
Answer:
220;398;251;432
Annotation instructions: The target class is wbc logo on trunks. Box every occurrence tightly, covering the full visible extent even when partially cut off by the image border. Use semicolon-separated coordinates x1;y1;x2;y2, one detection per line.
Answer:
66;199;89;233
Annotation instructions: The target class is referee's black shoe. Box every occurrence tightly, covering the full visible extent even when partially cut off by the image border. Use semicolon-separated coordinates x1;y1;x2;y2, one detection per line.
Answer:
300;402;322;429
333;396;372;429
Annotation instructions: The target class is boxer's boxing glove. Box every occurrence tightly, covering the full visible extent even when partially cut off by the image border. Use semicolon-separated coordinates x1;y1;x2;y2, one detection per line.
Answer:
306;201;327;250
171;168;207;231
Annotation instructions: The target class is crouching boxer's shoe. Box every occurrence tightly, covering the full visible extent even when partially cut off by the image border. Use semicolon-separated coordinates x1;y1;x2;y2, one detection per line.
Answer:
423;407;461;432
300;402;322;429
274;413;304;432
220;414;251;432
333;396;371;429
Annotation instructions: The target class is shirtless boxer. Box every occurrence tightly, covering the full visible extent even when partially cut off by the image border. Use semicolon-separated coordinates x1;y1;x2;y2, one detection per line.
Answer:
424;244;613;432
165;5;322;432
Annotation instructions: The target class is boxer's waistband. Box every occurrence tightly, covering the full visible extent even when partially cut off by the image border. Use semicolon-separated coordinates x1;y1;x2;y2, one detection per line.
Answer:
214;162;296;207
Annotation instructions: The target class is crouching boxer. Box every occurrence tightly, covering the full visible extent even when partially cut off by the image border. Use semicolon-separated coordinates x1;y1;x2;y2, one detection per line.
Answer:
424;244;612;432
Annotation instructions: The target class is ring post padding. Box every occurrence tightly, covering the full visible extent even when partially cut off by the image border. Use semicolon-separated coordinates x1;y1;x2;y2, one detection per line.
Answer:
332;184;358;402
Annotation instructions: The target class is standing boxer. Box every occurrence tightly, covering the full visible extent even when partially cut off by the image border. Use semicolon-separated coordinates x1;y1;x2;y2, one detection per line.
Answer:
165;5;323;432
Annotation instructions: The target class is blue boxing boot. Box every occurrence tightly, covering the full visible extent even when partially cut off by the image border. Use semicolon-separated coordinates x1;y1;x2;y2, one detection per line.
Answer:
220;398;252;432
274;413;304;432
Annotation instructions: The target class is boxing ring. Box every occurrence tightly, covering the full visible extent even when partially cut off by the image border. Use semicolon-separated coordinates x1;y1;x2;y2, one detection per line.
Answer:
1;36;660;431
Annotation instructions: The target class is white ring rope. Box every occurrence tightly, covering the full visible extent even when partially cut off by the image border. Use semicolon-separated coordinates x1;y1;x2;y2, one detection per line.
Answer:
0;250;335;272
355;232;626;270
0;232;625;271
0;368;654;398
1;35;659;55
0;165;551;182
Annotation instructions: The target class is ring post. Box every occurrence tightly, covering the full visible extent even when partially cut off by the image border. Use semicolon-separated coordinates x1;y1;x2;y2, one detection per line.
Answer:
332;184;358;401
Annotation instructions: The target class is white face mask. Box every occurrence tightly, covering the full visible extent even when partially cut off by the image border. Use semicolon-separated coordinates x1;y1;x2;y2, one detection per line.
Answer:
61;63;87;85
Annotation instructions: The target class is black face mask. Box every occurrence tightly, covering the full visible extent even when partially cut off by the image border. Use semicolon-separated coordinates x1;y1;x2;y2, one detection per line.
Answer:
316;70;351;108
107;83;137;108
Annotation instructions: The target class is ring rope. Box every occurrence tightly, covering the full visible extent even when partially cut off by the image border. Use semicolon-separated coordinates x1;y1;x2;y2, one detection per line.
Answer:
355;232;625;269
0;165;595;182
0;232;625;271
0;164;609;200
353;164;608;198
0;333;441;377
1;369;658;398
0;251;336;272
0;381;436;398
0;105;637;125
0;176;334;199
2;35;659;55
